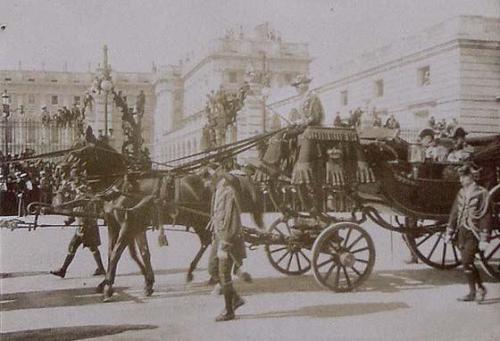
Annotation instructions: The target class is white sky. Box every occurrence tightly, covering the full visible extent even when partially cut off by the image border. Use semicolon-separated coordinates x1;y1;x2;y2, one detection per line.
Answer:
1;0;499;78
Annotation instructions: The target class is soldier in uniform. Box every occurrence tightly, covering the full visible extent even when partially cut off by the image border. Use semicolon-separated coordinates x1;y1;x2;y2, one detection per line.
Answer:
50;173;105;278
445;164;492;302
289;74;325;211
210;169;246;322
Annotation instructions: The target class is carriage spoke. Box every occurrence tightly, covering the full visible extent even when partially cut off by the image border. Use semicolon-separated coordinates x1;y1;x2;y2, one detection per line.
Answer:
323;262;337;282
347;234;364;250
351;265;362;276
285;251;294;271
276;250;291;264
270;246;288;254
333;266;341;289
441;243;447;266
299;250;311;266
342;265;352;289
295;252;302;272
485;242;500;261
416;232;434;247
355;258;369;264
452;244;459;263
316;257;335;269
427;233;442;260
350;246;369;254
343;227;353;247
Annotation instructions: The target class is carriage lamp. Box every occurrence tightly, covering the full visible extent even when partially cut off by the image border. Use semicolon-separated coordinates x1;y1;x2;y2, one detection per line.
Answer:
101;79;113;92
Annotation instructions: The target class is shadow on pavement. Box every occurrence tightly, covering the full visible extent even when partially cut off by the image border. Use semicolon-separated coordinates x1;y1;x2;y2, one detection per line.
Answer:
0;324;157;341
117;267;206;278
0;286;142;312
0;271;48;279
239;302;409;320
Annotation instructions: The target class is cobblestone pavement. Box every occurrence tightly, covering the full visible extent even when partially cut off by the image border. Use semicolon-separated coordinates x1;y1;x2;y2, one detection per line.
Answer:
1;214;499;340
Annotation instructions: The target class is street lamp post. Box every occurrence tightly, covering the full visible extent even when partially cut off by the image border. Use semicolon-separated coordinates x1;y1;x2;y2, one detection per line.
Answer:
2;90;10;155
101;79;113;137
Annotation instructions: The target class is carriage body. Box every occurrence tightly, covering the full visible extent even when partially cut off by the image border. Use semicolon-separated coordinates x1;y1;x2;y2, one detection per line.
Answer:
254;125;500;291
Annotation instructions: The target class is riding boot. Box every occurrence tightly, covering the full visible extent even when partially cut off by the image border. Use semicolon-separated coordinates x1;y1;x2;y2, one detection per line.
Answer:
233;291;246;311
215;286;235;322
92;249;106;276
472;266;487;302
457;271;476;302
50;253;75;278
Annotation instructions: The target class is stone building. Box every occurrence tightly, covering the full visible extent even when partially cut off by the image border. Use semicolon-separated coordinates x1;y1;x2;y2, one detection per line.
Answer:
268;15;500;141
0;61;155;155
152;23;311;165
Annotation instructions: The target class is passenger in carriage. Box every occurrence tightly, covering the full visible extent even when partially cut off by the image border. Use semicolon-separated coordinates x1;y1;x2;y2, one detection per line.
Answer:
445;164;492;302
447;126;474;163
418;128;449;163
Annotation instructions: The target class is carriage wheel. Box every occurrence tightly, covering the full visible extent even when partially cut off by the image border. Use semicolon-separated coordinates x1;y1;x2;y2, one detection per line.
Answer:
405;229;461;269
264;217;312;275
311;222;375;292
479;227;500;280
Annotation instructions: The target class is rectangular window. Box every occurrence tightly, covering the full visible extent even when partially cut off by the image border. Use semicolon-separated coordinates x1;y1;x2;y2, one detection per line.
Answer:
51;95;58;105
4;78;11;81
74;96;81;104
28;94;35;104
341;90;348;106
28;78;35;82
51;79;58;83
228;71;237;83
374;79;384;97
417;66;430;86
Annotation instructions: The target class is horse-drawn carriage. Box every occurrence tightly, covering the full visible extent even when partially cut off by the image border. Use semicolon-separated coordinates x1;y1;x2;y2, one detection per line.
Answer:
18;124;500;299
244;125;500;292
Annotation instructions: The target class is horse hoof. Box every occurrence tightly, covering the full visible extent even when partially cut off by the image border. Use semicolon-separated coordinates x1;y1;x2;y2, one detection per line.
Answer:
103;285;114;302
96;281;106;294
186;273;194;283
144;287;154;297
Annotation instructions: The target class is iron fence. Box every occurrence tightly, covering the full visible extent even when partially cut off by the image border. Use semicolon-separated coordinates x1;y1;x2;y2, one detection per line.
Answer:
0;119;80;156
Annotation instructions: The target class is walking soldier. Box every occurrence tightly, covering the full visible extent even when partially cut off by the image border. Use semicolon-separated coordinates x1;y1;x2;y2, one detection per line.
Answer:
210;171;246;322
445;164;493;302
50;177;105;278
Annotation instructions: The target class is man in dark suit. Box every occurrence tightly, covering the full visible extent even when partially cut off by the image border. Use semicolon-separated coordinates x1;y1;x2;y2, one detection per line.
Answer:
445;164;492;302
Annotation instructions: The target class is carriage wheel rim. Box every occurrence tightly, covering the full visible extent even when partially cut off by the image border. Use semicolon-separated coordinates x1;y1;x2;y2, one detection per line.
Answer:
265;217;312;275
312;222;375;292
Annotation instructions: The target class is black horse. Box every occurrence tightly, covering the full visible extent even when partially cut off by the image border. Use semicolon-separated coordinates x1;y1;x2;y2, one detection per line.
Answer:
65;142;264;301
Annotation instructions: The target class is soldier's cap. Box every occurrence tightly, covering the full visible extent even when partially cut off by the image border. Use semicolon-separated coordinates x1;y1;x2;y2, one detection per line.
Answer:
450;126;468;139
291;74;312;87
418;128;435;140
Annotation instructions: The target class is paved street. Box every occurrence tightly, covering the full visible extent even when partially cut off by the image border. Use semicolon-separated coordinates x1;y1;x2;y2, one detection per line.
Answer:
1;214;499;341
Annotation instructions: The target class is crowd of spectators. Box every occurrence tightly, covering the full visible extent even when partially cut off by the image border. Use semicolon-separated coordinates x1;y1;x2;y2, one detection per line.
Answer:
41;102;86;132
0;157;61;216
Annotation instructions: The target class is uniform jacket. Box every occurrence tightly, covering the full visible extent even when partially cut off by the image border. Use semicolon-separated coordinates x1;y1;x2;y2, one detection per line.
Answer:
298;91;324;126
210;176;246;261
448;182;492;237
